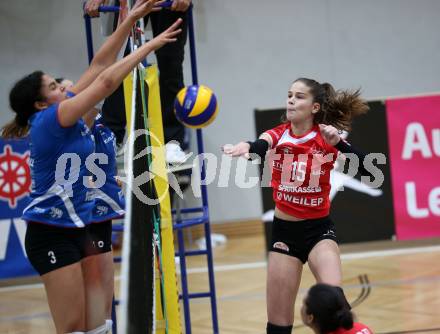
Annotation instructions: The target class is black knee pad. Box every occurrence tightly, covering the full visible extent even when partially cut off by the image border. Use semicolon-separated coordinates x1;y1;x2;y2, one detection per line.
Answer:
267;322;293;334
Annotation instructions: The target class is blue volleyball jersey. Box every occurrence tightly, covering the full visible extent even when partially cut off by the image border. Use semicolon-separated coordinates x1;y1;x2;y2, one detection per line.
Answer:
90;114;125;222
22;102;95;228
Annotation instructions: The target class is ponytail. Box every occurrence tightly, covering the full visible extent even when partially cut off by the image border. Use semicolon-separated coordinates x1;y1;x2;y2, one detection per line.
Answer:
294;78;369;131
335;309;354;330
1;118;29;139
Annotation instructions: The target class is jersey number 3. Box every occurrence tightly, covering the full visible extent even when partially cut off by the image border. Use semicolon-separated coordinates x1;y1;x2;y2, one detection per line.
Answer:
48;251;57;264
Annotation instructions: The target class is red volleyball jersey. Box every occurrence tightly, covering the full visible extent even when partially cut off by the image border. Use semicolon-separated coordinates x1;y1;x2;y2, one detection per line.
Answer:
264;123;338;219
329;322;373;334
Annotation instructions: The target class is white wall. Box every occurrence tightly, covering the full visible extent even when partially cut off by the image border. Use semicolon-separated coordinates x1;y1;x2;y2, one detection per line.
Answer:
1;0;440;223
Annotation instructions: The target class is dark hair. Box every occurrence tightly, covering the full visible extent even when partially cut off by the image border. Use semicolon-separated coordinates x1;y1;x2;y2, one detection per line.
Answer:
2;71;45;138
288;78;369;131
55;78;64;84
305;283;353;333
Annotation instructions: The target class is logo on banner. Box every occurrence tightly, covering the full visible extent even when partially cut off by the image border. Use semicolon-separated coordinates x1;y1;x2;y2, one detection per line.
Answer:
0;145;31;208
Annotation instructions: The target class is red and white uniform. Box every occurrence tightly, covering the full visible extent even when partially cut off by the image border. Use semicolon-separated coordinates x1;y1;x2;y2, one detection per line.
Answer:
264;123;338;219
329;322;373;334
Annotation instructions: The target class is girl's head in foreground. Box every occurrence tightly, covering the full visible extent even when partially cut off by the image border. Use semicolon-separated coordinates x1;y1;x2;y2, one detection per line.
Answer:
301;283;353;334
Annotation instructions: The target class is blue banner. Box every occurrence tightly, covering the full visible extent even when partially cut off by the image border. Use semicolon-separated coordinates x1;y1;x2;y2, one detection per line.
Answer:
0;138;37;279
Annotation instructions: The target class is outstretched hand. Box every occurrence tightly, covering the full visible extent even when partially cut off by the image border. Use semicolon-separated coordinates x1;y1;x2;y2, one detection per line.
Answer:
129;0;164;21
222;142;251;159
149;18;183;49
319;124;341;146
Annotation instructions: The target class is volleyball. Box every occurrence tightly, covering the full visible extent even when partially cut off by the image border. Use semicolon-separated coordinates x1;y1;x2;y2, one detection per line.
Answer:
174;85;218;128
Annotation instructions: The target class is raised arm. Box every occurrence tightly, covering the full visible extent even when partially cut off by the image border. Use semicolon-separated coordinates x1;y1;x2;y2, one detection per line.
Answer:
71;0;163;94
58;18;182;127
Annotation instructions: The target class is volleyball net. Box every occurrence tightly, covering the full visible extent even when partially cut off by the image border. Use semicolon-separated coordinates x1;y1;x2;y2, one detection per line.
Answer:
118;63;182;334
